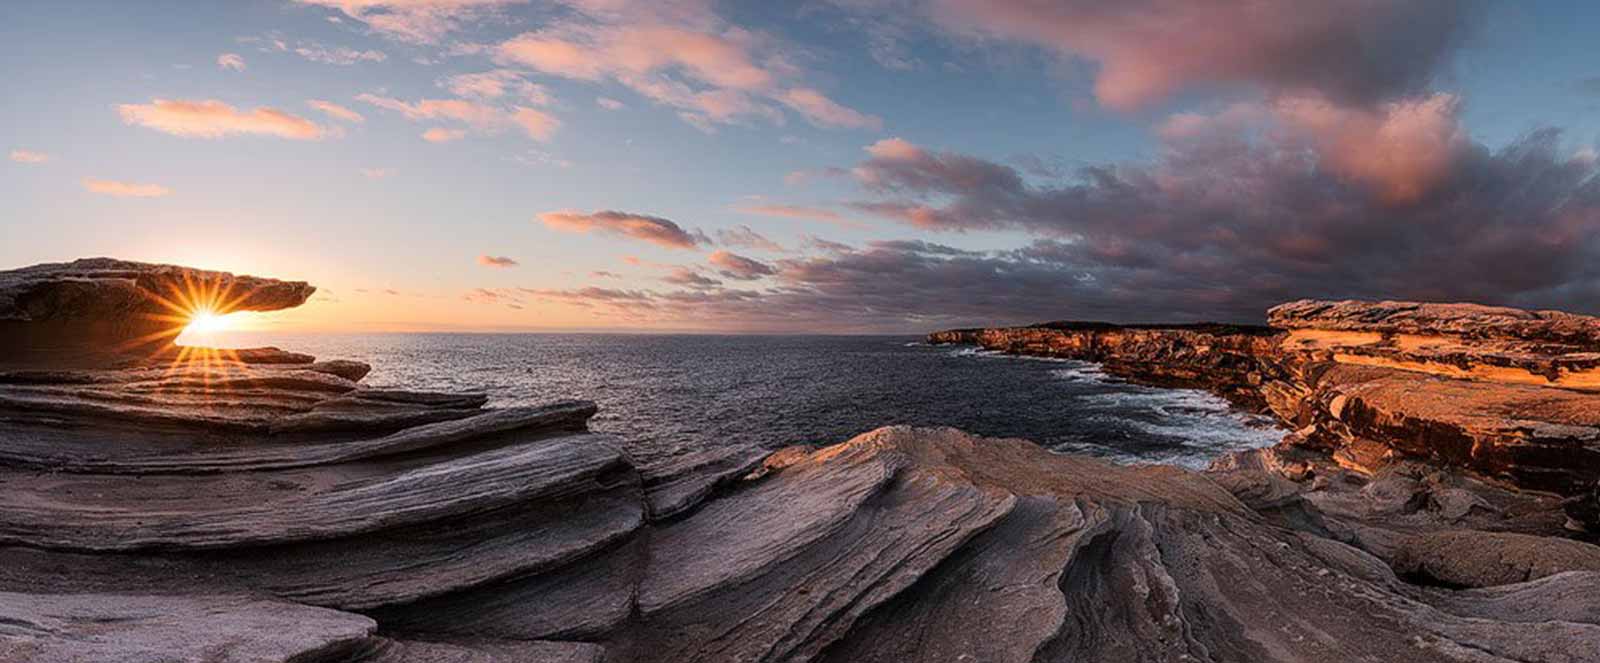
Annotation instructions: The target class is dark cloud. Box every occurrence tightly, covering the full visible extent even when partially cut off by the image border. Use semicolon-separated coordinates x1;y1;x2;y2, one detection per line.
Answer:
538;209;704;250
476;254;519;268
515;240;1208;332
866;239;982;256
662;267;723;289
714;225;785;252
853;0;1480;110
802;236;856;254
842;117;1600;319
709;250;777;280
523;105;1598;332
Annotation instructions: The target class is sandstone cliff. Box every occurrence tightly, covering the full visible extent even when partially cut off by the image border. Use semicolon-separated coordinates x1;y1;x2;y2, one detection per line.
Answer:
931;301;1600;533
4;261;1599;663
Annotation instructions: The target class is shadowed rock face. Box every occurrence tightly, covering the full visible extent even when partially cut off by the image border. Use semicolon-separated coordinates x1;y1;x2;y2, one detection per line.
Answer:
0;258;315;365
6;262;1600;662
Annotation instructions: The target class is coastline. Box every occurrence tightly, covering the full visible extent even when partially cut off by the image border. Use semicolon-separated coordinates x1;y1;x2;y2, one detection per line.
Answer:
4;260;1600;662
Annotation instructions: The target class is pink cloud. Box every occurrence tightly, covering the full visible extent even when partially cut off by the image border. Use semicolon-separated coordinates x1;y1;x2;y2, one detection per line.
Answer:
863;137;923;161
511;107;560;140
708;250;775;280
538;209;703;249
442;69;551;105
82;178;171;198
422;128;467;142
596;97;625;110
1274;93;1467;204
477;254;519;268
307;99;365;123
118;99;325;140
9;149;49;164
216;53;246;71
778;88;882;130
736;203;864;229
494;7;874;132
356;94;505;126
926;0;1472;110
293;0;527;43
359;93;559;141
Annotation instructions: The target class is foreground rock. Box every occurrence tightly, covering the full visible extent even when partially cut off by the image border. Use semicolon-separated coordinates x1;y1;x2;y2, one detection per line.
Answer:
5;260;1600;662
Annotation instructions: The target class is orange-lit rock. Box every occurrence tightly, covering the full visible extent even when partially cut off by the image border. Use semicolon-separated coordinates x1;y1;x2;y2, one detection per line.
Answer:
930;299;1600;531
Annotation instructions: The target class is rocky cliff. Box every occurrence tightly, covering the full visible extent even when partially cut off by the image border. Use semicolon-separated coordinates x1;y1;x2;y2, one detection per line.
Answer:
930;301;1600;532
5;261;1600;663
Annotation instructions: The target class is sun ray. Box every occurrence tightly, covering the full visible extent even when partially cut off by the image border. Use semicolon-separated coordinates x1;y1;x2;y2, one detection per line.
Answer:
122;272;259;393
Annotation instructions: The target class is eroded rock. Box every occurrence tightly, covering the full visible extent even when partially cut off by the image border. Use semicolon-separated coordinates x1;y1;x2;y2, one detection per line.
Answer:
7;260;1600;662
0;258;315;365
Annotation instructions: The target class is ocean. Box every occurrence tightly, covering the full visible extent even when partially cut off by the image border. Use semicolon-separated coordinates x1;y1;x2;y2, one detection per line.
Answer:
215;332;1284;470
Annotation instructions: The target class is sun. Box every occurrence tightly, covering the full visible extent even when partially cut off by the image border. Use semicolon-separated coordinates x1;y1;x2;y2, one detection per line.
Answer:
183;309;232;336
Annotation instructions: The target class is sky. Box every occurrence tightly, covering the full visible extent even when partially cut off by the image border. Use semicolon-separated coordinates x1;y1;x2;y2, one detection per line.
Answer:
2;0;1598;334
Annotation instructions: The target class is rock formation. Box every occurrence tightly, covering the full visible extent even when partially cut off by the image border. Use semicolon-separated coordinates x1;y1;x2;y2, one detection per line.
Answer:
0;258;315;367
930;300;1600;533
4;260;1600;662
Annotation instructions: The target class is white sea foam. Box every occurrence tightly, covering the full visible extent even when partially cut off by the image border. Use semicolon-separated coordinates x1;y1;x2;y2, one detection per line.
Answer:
940;345;1285;469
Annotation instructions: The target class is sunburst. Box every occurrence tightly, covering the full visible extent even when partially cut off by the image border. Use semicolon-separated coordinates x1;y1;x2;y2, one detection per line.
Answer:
115;271;263;392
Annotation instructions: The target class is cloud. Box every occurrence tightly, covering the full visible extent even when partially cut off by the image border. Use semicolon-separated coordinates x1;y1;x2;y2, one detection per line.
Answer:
778;87;882;130
118;99;326;140
662;266;722;288
493;3;876;131
357;94;503;125
839;118;1600;319
538;209;703;249
1272;93;1468;203
920;0;1478;110
361;167;392;179
505;240;1136;332
709;250;776;280
9;149;48;164
307;99;365;123
422;127;467;142
246;34;387;64
714;225;784;252
596;97;625;110
294;43;386;65
217;53;246;71
83;178;171;198
477;254;519;268
293;0;526;43
357;93;558;140
511;107;560;140
736;203;863;228
442;69;551;105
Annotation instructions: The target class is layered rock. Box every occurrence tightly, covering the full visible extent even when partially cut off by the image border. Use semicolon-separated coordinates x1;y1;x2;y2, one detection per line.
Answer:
0;258;315;366
930;300;1600;531
927;322;1284;407
7;261;1600;662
